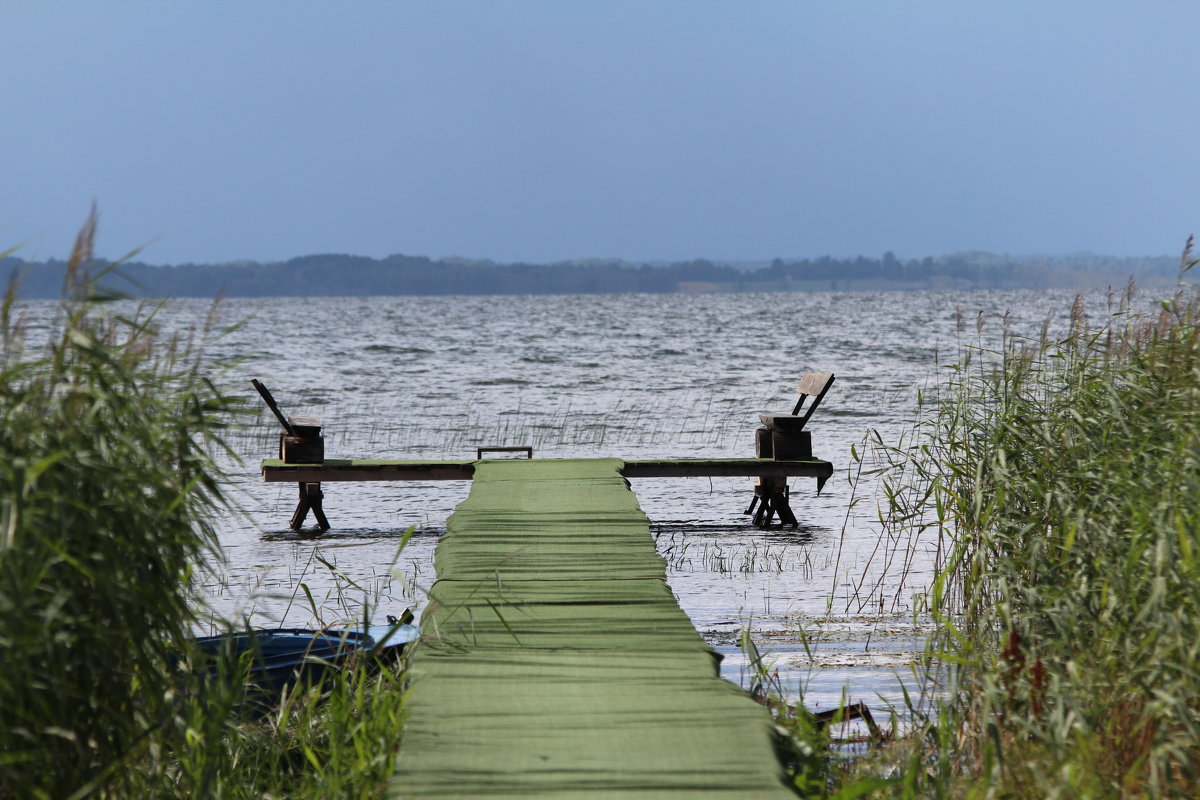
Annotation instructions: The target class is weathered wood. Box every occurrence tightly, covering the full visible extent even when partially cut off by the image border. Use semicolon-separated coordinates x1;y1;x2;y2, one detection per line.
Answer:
263;459;477;483
754;427;773;458
796;371;835;399
789;371;835;421
307;483;331;530
774;493;799;526
290;482;331;531
743;372;835;524
264;457;833;532
770;429;812;460
290;495;311;530
759;372;836;433
758;413;805;432
251;379;296;436
476;446;534;459
255;380;323;463
281;432;324;463
262;457;832;483
750;480;798;528
621;458;832;480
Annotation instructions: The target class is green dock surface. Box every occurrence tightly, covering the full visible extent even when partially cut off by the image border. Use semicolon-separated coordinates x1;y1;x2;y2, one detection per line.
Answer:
389;458;794;799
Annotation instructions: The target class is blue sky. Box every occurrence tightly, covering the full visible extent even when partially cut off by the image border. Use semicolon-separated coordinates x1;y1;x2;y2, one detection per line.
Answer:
2;2;1198;264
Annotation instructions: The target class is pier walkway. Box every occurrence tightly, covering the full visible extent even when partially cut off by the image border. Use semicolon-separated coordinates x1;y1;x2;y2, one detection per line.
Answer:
387;458;797;799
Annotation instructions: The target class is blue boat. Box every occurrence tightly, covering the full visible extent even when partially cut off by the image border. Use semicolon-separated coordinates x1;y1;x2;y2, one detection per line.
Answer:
191;615;419;697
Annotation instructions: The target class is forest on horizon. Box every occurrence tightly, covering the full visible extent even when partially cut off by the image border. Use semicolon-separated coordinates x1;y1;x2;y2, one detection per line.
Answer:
0;249;1183;299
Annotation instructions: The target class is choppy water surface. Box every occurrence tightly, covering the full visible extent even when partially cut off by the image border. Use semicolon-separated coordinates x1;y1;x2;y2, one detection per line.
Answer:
46;289;1108;711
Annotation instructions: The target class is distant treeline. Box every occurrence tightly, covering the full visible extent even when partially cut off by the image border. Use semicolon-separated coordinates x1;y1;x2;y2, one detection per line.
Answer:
1;249;1181;298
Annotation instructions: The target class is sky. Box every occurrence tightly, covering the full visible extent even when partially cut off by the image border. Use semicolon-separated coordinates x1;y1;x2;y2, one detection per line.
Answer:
2;1;1198;265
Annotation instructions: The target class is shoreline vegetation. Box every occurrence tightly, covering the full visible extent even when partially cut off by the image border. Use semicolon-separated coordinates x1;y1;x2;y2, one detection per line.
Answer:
5;216;1198;797
833;261;1200;796
753;266;1200;796
0;217;409;799
2;249;1181;298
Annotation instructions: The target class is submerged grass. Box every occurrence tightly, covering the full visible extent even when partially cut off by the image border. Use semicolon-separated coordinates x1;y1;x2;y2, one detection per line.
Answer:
863;273;1200;797
228;387;782;459
0;215;410;798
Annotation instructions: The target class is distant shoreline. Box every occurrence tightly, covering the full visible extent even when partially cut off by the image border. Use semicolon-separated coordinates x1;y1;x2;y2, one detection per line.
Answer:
2;250;1181;299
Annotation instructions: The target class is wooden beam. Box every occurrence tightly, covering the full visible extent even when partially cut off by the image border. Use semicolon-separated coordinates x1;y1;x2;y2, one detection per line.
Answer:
263;459;476;483
620;458;833;479
262;457;833;483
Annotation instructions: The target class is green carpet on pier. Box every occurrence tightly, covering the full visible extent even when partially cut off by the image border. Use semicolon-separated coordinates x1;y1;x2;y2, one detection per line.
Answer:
390;458;794;799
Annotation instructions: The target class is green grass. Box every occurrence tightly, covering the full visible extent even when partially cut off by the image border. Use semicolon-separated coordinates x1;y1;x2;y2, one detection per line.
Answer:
0;214;410;799
863;275;1200;797
130;648;410;799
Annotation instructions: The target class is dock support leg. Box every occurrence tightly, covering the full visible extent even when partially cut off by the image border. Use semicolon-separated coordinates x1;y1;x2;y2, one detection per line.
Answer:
750;479;798;529
752;490;773;527
770;488;798;527
290;482;331;531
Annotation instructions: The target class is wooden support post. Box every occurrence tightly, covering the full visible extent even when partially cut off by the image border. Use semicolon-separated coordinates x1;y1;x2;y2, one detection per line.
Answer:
308;483;330;530
744;493;760;516
750;477;798;529
252;380;332;530
290;483;309;530
752;483;774;527
276;408;326;530
771;486;798;527
290;482;331;532
746;372;835;526
754;427;773;458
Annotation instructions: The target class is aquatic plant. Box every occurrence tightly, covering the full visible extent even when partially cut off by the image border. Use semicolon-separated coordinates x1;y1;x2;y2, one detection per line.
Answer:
739;627;897;798
134;619;411;800
873;274;1200;796
0;215;411;799
0;212;243;797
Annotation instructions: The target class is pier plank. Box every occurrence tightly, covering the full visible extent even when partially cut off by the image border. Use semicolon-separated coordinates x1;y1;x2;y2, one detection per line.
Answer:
261;458;476;482
621;456;832;480
389;458;795;799
261;456;832;483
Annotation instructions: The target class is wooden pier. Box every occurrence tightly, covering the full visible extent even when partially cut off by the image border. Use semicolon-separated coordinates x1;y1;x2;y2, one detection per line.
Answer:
262;455;833;531
255;372;836;530
259;454;835;795
385;458;800;799
261;455;834;483
252;376;840;794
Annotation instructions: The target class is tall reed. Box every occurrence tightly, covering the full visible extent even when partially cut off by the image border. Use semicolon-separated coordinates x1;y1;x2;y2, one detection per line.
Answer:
0;215;412;798
132;641;410;799
0;212;241;797
877;277;1200;796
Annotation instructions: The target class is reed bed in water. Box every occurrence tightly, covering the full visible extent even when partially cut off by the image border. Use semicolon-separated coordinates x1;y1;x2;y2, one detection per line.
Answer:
860;276;1200;797
227;390;780;459
0;217;409;799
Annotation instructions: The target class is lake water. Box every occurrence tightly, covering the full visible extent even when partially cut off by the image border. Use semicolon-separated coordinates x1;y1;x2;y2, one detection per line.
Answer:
28;288;1111;714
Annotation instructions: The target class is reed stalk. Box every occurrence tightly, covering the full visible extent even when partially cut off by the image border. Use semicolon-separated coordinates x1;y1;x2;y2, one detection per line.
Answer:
0;215;409;799
871;275;1200;797
0;211;243;797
